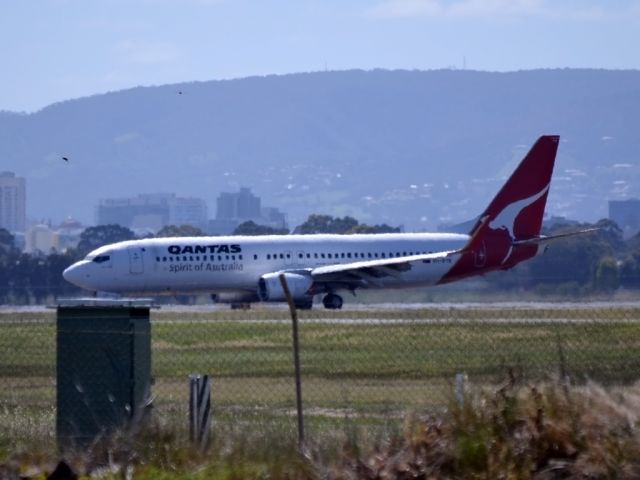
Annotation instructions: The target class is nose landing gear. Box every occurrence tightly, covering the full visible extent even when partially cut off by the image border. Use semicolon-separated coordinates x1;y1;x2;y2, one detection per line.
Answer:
322;293;343;310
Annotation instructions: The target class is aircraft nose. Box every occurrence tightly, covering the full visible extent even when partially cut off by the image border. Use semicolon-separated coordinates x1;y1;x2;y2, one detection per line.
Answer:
63;262;88;287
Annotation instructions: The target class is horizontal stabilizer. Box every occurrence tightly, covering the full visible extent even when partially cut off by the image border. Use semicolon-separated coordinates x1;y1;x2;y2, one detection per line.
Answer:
511;228;599;247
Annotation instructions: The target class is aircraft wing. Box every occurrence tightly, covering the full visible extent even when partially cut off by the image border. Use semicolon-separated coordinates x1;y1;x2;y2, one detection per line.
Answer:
309;250;459;288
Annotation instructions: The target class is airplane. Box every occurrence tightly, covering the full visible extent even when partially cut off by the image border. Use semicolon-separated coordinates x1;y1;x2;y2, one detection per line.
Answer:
63;135;590;309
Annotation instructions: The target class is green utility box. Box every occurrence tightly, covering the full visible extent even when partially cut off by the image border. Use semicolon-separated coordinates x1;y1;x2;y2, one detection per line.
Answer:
56;300;152;445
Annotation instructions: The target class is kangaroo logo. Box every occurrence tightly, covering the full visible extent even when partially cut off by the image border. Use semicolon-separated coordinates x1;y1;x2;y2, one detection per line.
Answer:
488;183;549;264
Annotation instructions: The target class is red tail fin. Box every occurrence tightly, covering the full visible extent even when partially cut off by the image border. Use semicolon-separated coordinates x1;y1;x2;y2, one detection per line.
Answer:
470;135;559;241
440;135;559;284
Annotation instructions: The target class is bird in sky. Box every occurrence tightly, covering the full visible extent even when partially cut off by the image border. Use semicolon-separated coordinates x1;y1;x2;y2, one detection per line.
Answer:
62;156;69;162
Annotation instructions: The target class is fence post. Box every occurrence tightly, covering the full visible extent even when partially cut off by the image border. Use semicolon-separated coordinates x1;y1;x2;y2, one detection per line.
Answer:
189;374;212;450
454;373;467;407
279;273;305;449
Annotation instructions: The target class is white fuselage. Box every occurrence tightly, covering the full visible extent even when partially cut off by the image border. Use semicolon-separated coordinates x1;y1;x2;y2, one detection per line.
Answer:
63;233;470;297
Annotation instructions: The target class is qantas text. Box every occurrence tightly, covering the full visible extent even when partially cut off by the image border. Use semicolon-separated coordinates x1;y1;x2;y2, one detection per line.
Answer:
168;244;241;255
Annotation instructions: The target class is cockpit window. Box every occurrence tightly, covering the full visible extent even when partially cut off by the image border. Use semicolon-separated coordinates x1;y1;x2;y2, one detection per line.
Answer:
93;255;111;264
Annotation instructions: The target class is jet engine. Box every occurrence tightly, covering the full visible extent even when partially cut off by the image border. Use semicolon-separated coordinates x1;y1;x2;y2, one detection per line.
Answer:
258;271;314;302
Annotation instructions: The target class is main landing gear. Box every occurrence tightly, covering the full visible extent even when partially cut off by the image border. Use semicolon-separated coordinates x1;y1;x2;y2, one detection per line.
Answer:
294;298;314;310
322;293;343;310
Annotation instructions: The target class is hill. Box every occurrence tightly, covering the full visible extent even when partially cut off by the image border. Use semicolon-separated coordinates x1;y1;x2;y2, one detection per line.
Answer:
2;69;640;230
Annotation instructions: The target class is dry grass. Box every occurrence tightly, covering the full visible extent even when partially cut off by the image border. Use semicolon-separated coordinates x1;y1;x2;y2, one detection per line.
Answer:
2;381;640;478
328;380;640;479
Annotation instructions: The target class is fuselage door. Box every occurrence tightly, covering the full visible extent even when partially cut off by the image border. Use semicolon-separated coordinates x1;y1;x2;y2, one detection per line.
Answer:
128;247;144;274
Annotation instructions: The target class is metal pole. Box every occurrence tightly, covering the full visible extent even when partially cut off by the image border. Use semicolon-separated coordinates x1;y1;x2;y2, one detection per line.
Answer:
189;374;199;443
189;374;212;450
197;375;212;450
279;273;305;448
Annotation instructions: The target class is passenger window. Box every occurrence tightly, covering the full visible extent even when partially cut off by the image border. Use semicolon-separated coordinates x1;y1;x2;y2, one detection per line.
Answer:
347;253;352;258
306;253;311;258
218;255;222;261
321;253;325;258
314;253;318;258
279;253;284;259
231;255;235;260
368;253;372;258
156;257;160;262
328;253;332;259
239;255;243;260
267;254;271;260
163;257;167;262
196;256;200;261
226;255;229;260
254;254;258;260
298;253;303;259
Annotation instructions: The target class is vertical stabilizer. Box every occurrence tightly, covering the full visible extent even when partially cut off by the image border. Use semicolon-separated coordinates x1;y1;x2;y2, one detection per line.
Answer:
440;135;560;282
471;135;559;241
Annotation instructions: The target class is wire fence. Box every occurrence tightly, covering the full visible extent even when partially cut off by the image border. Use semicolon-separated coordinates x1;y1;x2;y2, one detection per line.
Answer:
2;304;640;447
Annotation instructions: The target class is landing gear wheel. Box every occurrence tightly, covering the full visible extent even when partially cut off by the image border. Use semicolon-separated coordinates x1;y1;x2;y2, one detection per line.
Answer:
295;298;314;310
322;294;343;310
231;303;251;310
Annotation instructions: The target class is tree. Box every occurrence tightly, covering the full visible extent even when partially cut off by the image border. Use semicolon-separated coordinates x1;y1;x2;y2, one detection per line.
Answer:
296;214;357;234
592;219;625;252
156;224;206;237
626;231;640;254
620;252;640;288
232;221;288;236
295;214;400;234
594;256;619;292
0;227;14;253
347;223;401;234
77;224;135;256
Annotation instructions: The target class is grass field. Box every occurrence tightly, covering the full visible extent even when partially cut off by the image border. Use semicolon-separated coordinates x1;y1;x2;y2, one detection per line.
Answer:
2;304;640;451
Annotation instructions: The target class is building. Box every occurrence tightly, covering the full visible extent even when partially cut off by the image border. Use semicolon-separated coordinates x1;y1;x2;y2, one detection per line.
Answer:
25;224;59;254
0;171;26;233
96;193;208;233
209;188;287;234
56;217;85;251
609;199;640;238
216;187;261;220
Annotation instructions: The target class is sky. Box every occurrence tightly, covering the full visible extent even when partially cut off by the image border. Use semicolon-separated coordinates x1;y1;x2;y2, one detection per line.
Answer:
1;0;639;113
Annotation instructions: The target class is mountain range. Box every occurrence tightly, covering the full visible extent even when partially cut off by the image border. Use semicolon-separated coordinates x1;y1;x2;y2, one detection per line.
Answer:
2;68;639;231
